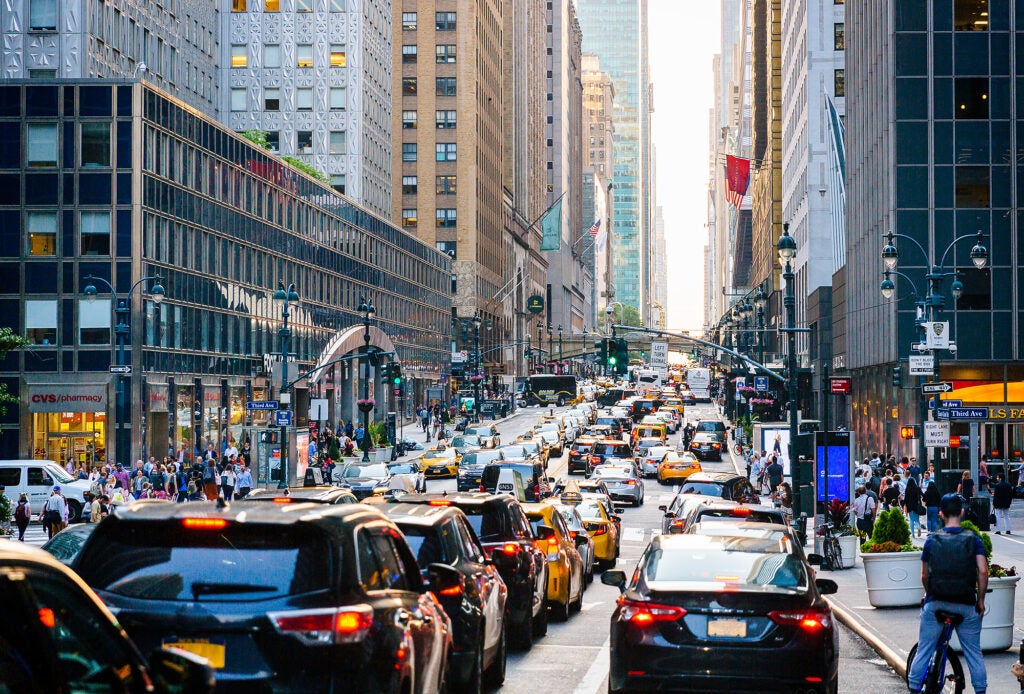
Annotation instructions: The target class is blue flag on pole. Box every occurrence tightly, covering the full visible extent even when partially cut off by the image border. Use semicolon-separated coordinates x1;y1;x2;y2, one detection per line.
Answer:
539;197;563;251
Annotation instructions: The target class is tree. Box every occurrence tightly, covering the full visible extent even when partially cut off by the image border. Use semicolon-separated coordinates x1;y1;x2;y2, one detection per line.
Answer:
238;130;332;185
0;327;28;417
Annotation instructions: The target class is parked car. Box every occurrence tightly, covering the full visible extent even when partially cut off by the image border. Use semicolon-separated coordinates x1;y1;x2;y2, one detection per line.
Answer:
458;450;506;492
395;493;549;650
74;501;454;693
678;472;761;504
0;542;214;693
0;460;92;522
382;503;508;691
602;533;838;693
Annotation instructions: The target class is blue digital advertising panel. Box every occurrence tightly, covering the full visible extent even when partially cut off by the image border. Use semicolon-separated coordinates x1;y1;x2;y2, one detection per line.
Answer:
816;431;852;503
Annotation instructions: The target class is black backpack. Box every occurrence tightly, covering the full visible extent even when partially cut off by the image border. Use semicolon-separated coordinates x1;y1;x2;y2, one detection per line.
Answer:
927;531;979;604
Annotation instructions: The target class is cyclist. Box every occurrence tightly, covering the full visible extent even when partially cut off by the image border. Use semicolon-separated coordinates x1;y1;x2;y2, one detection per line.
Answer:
907;493;988;694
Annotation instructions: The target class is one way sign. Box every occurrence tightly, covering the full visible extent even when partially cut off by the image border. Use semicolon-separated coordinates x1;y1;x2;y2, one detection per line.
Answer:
921;382;954;394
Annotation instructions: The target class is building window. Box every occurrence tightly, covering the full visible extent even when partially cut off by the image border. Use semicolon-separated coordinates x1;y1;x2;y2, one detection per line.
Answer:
266;131;279;152
955;267;990;309
297;44;313;68
834;23;844;50
232;0;247;11
80;122;110;167
29;69;56;79
27;211;56;256
402;176;417;195
436;143;456;161
436;77;456;96
231;45;247;68
402;78;417;95
402;209;417;227
265;0;279;11
80;211;111;255
297;88;313;111
297;0;312;11
79;298;111;345
435;241;456;256
956;78;988;118
27;124;57;167
330;45;346;67
29;0;57;30
297;130;313;154
402;143;417;162
332;174;346;194
436;45;456;63
402;110;418;129
436;110;456;129
402;45;418;63
230;88;247;111
435;12;456;31
833;69;845;97
264;44;280;68
330;0;345;10
329;88;346;110
265;88;280;111
954;0;988;31
436;175;456;195
329;131;346;155
25;300;56;345
402;12;417;30
435;208;457;227
955;166;990;207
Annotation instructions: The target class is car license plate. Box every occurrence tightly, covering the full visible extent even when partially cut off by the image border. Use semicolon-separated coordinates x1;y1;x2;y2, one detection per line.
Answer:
707;618;746;638
162;638;226;668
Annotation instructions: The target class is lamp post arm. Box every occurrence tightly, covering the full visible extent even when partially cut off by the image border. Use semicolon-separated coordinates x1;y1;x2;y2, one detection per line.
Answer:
938;232;987;270
83;274;116;296
885;269;924;300
128;275;164;298
888;232;929;264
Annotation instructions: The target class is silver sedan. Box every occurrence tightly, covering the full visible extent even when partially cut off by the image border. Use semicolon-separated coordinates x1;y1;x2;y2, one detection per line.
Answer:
592;464;645;507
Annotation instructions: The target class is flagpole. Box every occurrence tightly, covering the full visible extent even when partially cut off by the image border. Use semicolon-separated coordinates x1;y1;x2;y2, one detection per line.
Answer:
524;192;567;235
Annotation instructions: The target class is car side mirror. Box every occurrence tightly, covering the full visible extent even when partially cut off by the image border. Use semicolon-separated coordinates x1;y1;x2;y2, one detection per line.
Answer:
150;647;215;693
657;505;667;512
601;569;627;592
815;578;839;595
426;562;463;595
610;514;622;523
806;553;824;566
535;524;556;541
547;476;556;483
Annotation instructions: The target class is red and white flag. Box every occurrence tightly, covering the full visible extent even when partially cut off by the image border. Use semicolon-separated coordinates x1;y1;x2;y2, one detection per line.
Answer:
724;154;751;208
588;219;601;238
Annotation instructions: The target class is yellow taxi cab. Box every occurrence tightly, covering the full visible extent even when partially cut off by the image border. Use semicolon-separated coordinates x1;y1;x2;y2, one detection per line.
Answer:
561;487;620;570
656;450;703;485
419;445;461;477
631;423;666;446
661;397;685;417
523;501;585;622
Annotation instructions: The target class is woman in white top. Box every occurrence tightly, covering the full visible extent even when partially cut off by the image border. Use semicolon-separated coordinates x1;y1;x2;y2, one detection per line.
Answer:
220;465;237;500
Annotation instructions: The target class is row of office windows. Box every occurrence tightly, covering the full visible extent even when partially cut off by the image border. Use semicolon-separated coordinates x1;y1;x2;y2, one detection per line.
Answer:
400;143;457;162
400;176;457;196
402;45;457;63
402;77;458;96
402;110;457;129
7;121;131;170
401;12;456;32
231;86;346;112
400;208;456;229
231;44;346;69
232;0;348;13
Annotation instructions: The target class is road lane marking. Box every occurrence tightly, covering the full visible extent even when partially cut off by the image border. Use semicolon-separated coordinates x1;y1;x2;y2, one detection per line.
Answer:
580;601;605;612
573;637;610;694
622;527;645;542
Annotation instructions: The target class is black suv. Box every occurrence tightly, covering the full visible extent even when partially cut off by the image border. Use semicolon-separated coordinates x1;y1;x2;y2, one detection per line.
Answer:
458;449;506;492
74;501;454;693
382;503;508;690
395;493;548;650
481;461;550;501
568;438;598;475
590;440;634;469
678;472;760;504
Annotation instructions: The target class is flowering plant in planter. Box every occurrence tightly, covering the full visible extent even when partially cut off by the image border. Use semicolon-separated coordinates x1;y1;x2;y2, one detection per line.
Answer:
861;508;918;553
961;520;1018;577
826;498;856;536
737;386;757;396
469;373;484;384
356;398;375;412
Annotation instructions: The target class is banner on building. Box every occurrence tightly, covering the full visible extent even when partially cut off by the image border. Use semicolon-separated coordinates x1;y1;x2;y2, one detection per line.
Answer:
539;196;564;251
725;155;751;208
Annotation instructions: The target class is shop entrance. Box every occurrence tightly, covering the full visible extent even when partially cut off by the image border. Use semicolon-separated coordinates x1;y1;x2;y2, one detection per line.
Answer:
31;412;106;468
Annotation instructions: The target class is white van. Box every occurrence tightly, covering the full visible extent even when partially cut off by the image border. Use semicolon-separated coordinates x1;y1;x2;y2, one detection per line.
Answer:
0;460;92;522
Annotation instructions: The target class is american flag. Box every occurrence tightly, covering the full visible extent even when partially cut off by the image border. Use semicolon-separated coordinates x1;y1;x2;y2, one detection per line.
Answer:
724;155;751;208
588;219;601;238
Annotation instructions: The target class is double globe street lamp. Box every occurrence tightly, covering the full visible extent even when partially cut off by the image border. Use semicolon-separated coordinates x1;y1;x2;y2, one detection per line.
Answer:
357;295;376;462
273;282;299;488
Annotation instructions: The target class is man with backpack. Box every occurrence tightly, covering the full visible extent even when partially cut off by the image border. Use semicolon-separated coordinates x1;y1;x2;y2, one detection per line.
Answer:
907;494;988;694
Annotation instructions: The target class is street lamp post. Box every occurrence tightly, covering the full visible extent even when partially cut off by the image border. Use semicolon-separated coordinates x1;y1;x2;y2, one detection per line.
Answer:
880;230;988;477
754;287;767;366
777;224;801;512
470;313;483;423
83;274;164;465
558;325;563;373
273;283;299;488
358;295;375;462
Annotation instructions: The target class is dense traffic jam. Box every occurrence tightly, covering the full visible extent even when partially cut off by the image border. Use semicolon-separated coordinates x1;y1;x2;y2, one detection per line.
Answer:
3;374;839;693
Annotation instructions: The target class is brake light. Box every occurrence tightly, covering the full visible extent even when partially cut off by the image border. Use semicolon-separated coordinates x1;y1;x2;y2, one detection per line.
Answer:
589;524;608;536
428;499;452;506
590;456;601;464
501;543;520;556
38;607;55;628
182;518;228;530
712;443;721;449
269;605;374;645
534;484;541;498
624;480;636;486
535;537;558;554
730;507;751;517
272;497;292;504
569;531;578;539
480;485;486;492
438;584;462;597
617;596;685;626
769;610;832;632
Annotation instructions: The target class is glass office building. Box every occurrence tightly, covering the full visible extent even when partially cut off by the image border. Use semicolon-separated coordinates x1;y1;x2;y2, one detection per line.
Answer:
0;80;451;464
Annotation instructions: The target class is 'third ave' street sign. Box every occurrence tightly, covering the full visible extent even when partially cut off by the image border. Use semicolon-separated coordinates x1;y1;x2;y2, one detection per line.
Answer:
935;407;989;420
921;382;954;394
247;400;279;411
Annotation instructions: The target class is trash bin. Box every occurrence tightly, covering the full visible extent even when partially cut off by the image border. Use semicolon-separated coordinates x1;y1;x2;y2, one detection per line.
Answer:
970;496;991;531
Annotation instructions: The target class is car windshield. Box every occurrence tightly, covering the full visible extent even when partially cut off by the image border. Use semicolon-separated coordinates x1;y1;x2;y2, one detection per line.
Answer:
500;446;529;458
463;451;504;466
680;481;725;496
46;464;76;484
388;464;418;474
451;435;482;448
345;463;388;479
576;500;606;520
77;523;332;601
644;540;807;589
426;448;457;459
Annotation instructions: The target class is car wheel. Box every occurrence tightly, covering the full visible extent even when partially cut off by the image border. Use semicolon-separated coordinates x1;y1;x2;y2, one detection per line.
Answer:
585;560;594;584
510;607;534;651
66;500;82;524
461;634;484;694
532;591;548;638
550;596;570;623
638;494;644;507
484;625;507;688
570;583;583;613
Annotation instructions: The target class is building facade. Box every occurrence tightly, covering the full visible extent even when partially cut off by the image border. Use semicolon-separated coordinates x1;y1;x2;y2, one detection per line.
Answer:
0;80;451;471
582;53;615;320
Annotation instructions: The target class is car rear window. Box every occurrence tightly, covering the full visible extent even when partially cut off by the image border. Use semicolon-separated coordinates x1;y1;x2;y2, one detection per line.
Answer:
593;442;631;456
572;442;593;453
575;501;605;520
680;481;725;497
644;542;807;589
463;451;503;465
458;505;509;542
77;522;332;601
697;509;784;524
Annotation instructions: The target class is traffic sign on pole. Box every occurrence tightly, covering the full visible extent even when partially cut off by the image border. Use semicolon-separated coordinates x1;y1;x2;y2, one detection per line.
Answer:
275;410;294;427
247;400;280;411
754;376;769;392
109;365;132;374
921;382;954;394
908;354;934;376
924;421;950;448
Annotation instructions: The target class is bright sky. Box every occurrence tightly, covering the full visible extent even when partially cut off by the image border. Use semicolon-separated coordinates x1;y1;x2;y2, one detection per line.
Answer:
649;0;720;331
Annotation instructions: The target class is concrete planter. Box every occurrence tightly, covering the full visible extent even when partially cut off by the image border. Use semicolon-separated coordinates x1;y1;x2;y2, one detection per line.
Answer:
369;447;393;463
862;551;925;607
838;534;858;569
950;574;1020;653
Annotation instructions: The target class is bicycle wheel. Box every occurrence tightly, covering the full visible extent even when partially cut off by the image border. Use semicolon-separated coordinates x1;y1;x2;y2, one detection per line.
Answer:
906;643;966;694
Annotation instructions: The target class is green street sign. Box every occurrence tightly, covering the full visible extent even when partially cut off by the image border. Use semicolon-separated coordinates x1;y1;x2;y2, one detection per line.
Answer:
527;295;545;314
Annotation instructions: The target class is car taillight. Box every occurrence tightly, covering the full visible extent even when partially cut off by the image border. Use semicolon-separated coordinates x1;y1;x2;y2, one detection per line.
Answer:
182;518;228;530
769;609;832;632
590;456;601;464
534;484;541;498
535;537;558;554
428;499;452;506
480;485;486;492
569;531;578;539
588;524;608;536
624;480;636;486
269;605;373;645
712;443;721;449
617;597;685;626
272;497;293;504
438;583;462;597
501;542;520;556
730;507;751;516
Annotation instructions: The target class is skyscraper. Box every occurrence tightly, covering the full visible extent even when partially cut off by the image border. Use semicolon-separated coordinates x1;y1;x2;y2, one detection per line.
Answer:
577;0;652;323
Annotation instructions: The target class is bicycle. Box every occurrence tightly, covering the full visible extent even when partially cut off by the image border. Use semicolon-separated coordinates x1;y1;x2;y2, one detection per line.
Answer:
816;520;843;572
906;609;966;694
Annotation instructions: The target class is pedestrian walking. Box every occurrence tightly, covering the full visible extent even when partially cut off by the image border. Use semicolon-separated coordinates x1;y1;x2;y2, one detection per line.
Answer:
203;459;219;501
39;486;67;539
992;473;1013;535
235;464;253;500
765;455;784;495
220;463;236;500
901;470;924;538
852;485;876;536
13;493;30;541
923;472;942;533
957;470;975;500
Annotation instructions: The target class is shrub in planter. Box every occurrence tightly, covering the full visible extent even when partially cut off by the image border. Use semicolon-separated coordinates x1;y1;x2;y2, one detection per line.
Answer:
861;507;916;553
952;520;1019;651
960;520;1017;578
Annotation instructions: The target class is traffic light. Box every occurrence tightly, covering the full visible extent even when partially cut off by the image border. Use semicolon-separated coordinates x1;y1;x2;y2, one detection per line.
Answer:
392;363;403;396
380;362;391;385
605;337;618;369
616;339;629;375
892;364;902;388
595;339;605;365
900;424;920;439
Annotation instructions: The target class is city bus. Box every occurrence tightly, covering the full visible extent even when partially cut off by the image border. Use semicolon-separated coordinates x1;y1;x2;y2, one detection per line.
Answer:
516;374;578;407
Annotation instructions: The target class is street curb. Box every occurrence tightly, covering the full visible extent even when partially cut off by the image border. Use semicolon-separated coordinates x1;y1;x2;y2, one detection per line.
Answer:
826;597;908;680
